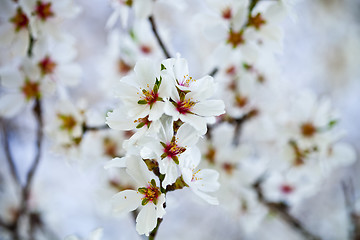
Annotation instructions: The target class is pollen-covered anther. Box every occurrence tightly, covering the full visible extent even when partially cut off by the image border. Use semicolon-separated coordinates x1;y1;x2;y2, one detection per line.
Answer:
138;180;161;205
176;99;195;114
134;116;152;128
35;1;54;21
180;74;196;87
191;169;202;182
138;89;159;106
162;140;186;161
9;7;29;32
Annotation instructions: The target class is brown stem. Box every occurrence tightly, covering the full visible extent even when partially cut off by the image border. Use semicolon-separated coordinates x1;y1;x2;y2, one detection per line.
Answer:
148;16;171;59
253;179;321;240
83;124;109;132
148;217;163;240
342;180;360;240
1;119;20;185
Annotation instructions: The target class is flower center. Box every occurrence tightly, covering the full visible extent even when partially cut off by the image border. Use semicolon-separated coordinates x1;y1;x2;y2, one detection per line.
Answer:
248;13;266;30
222;162;236;175
58;114;77;132
140;45;152;54
123;0;133;7
35;1;54;21
301;122;316;138
178;74;196;87
21;80;40;101
163;141;186;160
118;59;132;74
103;137;117;158
9;7;29;32
176;99;195;114
280;184;294;194
227;29;245;48
139;89;159;107
138;180;161;205
38;56;56;75
134;116;152;129
222;7;232;19
205;146;216;164
235;95;248;108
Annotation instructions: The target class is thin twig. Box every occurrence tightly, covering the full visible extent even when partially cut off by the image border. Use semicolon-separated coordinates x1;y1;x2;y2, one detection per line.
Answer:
342;180;360;240
22;99;43;210
253;179;321;240
148;218;163;240
1;119;20;185
83;124;109;132
148;16;171;59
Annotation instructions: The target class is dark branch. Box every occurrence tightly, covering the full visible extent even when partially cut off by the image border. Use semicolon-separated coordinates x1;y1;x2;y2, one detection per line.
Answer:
1;119;20;185
253;179;321;240
83;124;109;132
149;16;171;59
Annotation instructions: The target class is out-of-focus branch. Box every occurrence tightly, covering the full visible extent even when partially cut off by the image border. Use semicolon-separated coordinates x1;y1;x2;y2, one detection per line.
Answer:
148;16;171;59
252;179;321;240
342;180;360;240
1;119;20;185
149;218;163;240
83;124;109;132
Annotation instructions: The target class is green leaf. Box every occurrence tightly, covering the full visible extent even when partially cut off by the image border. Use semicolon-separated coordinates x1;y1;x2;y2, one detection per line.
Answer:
161;153;167;159
161;64;166;70
138;100;147;105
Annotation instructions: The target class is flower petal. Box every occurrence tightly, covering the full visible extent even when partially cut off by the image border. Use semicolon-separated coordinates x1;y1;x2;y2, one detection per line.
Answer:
136;203;157;236
112;190;141;213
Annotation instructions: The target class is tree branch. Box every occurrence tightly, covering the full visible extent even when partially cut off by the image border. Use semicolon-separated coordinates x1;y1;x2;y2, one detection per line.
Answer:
1;119;20;185
148;16;171;59
252;179;321;240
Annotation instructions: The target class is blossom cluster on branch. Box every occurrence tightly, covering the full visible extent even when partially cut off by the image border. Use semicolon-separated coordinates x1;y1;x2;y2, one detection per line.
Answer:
0;0;358;240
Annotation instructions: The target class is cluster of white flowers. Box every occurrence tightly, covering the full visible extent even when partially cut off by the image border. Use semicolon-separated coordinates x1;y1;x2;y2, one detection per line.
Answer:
0;0;358;239
105;57;224;236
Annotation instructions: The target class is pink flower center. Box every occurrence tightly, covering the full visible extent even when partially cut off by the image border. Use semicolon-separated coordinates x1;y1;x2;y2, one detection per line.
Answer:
176;99;195;114
280;184;294;194
9;7;29;32
38;56;56;75
140;45;152;54
163;141;186;159
35;1;54;21
142;89;158;105
222;7;232;19
138;181;161;205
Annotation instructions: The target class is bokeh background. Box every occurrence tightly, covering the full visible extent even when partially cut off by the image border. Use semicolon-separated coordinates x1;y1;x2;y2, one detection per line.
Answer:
1;0;360;239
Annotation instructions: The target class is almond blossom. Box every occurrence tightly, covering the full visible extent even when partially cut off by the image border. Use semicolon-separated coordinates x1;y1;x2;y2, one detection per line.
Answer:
106;155;166;236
